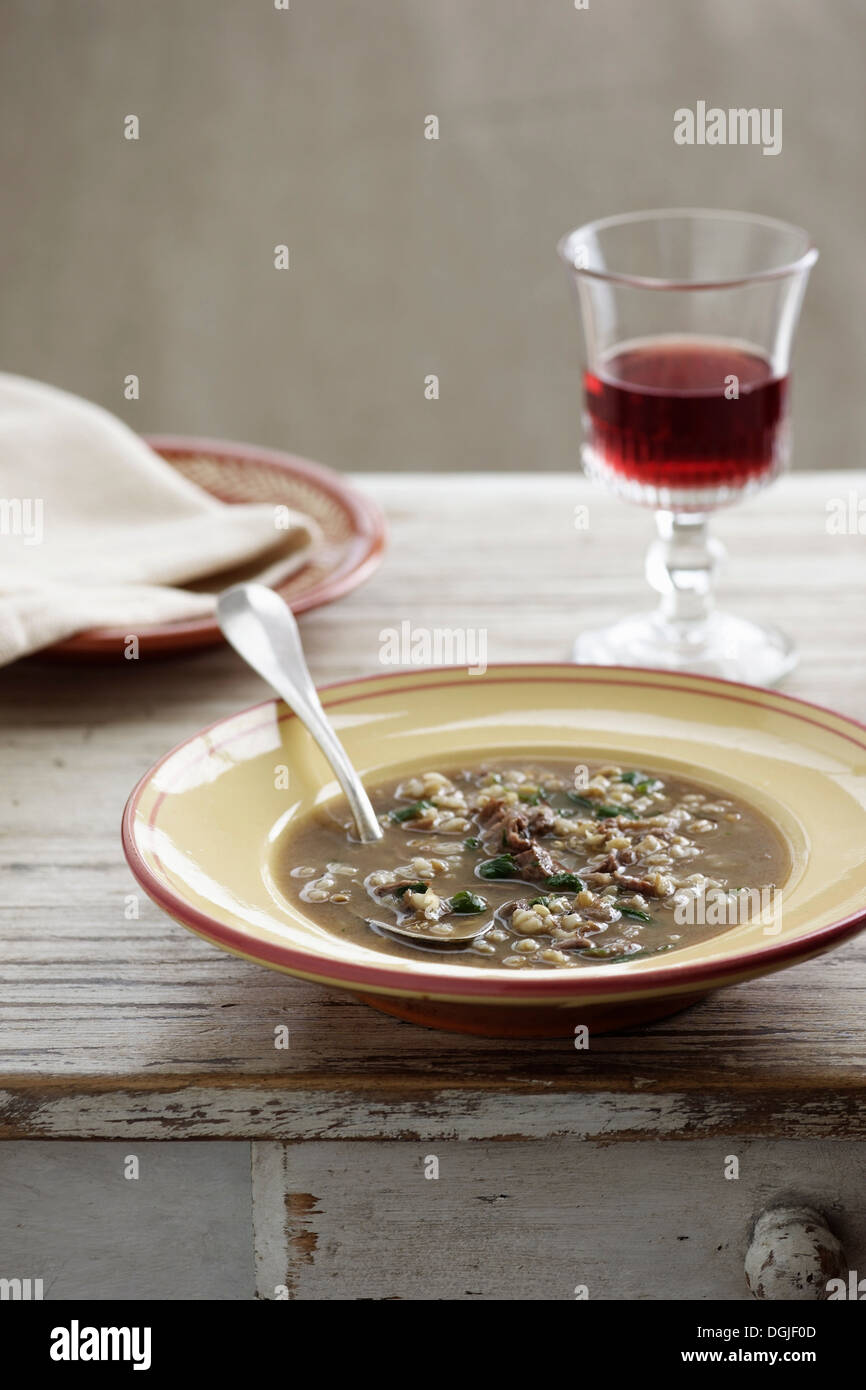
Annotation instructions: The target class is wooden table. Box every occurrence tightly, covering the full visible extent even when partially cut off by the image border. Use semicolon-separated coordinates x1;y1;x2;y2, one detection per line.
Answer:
2;471;865;1300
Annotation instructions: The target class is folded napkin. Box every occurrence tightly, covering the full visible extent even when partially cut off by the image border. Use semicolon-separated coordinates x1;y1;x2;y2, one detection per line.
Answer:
0;374;320;664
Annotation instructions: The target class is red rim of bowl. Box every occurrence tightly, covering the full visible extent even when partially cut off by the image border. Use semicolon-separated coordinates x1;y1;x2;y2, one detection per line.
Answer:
121;664;866;1002
51;434;387;655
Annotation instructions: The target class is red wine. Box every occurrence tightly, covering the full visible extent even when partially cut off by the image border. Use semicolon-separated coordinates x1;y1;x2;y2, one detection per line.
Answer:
583;338;788;501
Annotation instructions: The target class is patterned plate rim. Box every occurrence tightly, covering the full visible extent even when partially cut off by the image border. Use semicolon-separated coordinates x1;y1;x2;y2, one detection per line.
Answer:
47;434;386;657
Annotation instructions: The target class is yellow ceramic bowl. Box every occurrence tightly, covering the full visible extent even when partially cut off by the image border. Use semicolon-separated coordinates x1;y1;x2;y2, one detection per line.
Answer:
122;665;866;1037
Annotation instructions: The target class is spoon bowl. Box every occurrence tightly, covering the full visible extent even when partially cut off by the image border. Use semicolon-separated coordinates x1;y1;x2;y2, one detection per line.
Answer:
367;917;495;950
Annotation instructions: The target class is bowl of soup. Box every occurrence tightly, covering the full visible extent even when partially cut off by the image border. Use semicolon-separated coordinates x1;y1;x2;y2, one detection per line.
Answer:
122;664;866;1036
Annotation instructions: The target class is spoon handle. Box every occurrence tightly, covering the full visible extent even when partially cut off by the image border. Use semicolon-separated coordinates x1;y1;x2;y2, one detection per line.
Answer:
216;583;384;843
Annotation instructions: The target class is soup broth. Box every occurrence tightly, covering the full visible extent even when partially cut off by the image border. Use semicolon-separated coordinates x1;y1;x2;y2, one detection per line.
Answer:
274;756;790;970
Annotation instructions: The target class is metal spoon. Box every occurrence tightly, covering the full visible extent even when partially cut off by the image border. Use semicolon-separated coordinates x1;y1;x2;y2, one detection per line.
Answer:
366;916;494;951
217;585;486;950
216;582;383;843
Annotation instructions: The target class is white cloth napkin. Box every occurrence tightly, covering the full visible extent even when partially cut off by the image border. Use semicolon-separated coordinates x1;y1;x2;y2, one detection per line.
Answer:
0;374;320;664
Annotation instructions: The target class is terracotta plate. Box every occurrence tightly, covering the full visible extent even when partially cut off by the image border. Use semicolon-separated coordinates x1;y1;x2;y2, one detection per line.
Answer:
122;665;866;1037
50;435;386;659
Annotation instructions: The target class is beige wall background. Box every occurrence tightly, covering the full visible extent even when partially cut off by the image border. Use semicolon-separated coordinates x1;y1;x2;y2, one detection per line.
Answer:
1;0;862;473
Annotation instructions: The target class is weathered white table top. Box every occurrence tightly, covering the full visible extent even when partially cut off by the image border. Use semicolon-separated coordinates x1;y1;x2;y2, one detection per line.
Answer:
2;472;864;1140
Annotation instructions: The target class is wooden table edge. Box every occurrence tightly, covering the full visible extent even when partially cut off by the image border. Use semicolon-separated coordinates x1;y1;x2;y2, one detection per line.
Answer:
2;1073;864;1142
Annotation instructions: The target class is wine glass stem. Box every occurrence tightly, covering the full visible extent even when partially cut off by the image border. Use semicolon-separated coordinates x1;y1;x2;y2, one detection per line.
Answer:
646;512;724;632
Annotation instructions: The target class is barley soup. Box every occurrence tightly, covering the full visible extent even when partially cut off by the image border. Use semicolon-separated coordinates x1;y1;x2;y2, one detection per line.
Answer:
275;757;789;969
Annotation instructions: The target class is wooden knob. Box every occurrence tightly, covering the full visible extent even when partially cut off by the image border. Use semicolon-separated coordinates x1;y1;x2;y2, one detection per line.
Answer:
745;1205;846;1300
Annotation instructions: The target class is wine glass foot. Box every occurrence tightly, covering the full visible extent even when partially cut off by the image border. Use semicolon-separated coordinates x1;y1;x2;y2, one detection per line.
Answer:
573;611;797;686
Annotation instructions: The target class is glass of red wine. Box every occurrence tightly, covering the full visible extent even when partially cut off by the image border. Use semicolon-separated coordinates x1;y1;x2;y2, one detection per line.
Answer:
558;208;817;683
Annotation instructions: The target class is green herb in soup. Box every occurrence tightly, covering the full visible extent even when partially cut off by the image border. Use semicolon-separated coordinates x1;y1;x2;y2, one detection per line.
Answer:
275;758;789;970
449;890;488;914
